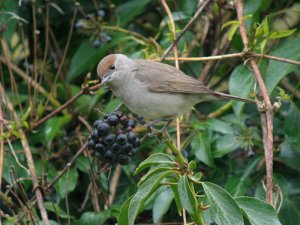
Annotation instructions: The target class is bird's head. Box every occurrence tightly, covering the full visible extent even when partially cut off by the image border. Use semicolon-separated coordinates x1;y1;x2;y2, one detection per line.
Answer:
97;54;133;86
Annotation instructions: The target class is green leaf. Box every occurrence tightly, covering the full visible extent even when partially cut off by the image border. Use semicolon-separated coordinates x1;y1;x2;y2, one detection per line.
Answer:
55;167;79;199
116;0;151;27
265;38;300;94
134;153;175;175
118;196;133;225
125;170;173;225
213;134;240;158
138;166;172;186
229;65;254;117
75;155;90;173
191;130;215;167
44;202;72;219
260;38;267;54
170;179;183;216
74;211;111;225
225;158;260;197
283;102;300;150
269;29;297;39
227;24;240;41
44;115;72;146
262;17;269;37
67;41;106;82
235;197;282;225
177;175;198;216
279;141;300;172
221;20;240;30
204;118;234;134
153;187;174;224
203;182;244;225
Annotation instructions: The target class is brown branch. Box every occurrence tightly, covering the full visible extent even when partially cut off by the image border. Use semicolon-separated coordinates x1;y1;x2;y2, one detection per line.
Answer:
160;0;211;60
253;53;300;66
31;83;102;130
235;0;274;205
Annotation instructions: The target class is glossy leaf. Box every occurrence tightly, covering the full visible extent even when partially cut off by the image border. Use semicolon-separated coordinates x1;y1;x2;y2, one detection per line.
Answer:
203;182;244;225
213;134;240;158
44;202;72;219
153;187;174;224
225;158;260;197
235;197;282;225
134;153;175;175
116;0;151;27
44;115;72;147
269;29;297;39
122;170;173;225
229;65;255;117
265;38;300;94
191;130;215;167
56;167;79;199
177;175;198;216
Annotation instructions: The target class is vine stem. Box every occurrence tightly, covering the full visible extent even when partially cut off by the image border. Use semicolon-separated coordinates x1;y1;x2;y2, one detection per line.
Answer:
235;0;274;205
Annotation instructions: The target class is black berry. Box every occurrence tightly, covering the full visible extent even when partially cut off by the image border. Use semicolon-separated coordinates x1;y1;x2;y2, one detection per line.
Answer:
95;143;106;153
93;120;102;128
104;150;116;163
112;111;122;118
116;133;127;144
126;119;137;128
106;115;119;126
244;118;253;127
97;122;110;136
122;143;133;154
97;10;105;17
127;132;136;143
93;39;101;48
104;134;116;146
91;130;100;141
75;21;84;29
132;137;140;148
88;139;96;150
111;143;121;152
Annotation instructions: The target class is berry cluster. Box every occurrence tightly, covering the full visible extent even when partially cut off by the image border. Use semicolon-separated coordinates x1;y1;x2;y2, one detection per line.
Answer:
75;9;112;48
88;111;140;165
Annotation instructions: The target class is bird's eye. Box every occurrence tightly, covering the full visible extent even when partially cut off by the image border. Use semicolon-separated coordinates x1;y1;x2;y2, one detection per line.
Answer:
110;65;115;70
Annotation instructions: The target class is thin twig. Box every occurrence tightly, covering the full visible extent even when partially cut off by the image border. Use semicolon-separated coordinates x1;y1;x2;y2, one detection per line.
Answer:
235;0;274;205
160;0;211;60
30;0;39;120
253;53;300;65
0;56;62;108
108;164;122;206
45;3;79;108
15;142;88;224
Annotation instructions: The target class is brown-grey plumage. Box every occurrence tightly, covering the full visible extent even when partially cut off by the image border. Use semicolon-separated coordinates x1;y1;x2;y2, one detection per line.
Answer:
97;54;254;119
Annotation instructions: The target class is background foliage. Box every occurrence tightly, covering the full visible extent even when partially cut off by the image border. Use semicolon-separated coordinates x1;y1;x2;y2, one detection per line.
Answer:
0;0;299;224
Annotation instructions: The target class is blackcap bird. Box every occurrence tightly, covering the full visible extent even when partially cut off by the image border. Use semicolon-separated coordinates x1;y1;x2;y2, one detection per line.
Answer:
97;54;254;119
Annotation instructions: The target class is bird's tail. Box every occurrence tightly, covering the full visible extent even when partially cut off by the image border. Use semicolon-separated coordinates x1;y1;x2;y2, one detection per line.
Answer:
213;92;255;104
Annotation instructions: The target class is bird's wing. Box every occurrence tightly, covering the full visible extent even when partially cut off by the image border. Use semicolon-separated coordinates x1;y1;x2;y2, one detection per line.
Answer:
134;60;214;95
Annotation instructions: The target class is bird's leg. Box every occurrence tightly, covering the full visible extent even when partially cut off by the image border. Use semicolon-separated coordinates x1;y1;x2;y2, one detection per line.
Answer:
143;119;173;140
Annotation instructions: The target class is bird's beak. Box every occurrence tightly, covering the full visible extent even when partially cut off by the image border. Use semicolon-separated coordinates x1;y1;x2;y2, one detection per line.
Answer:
101;74;111;84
